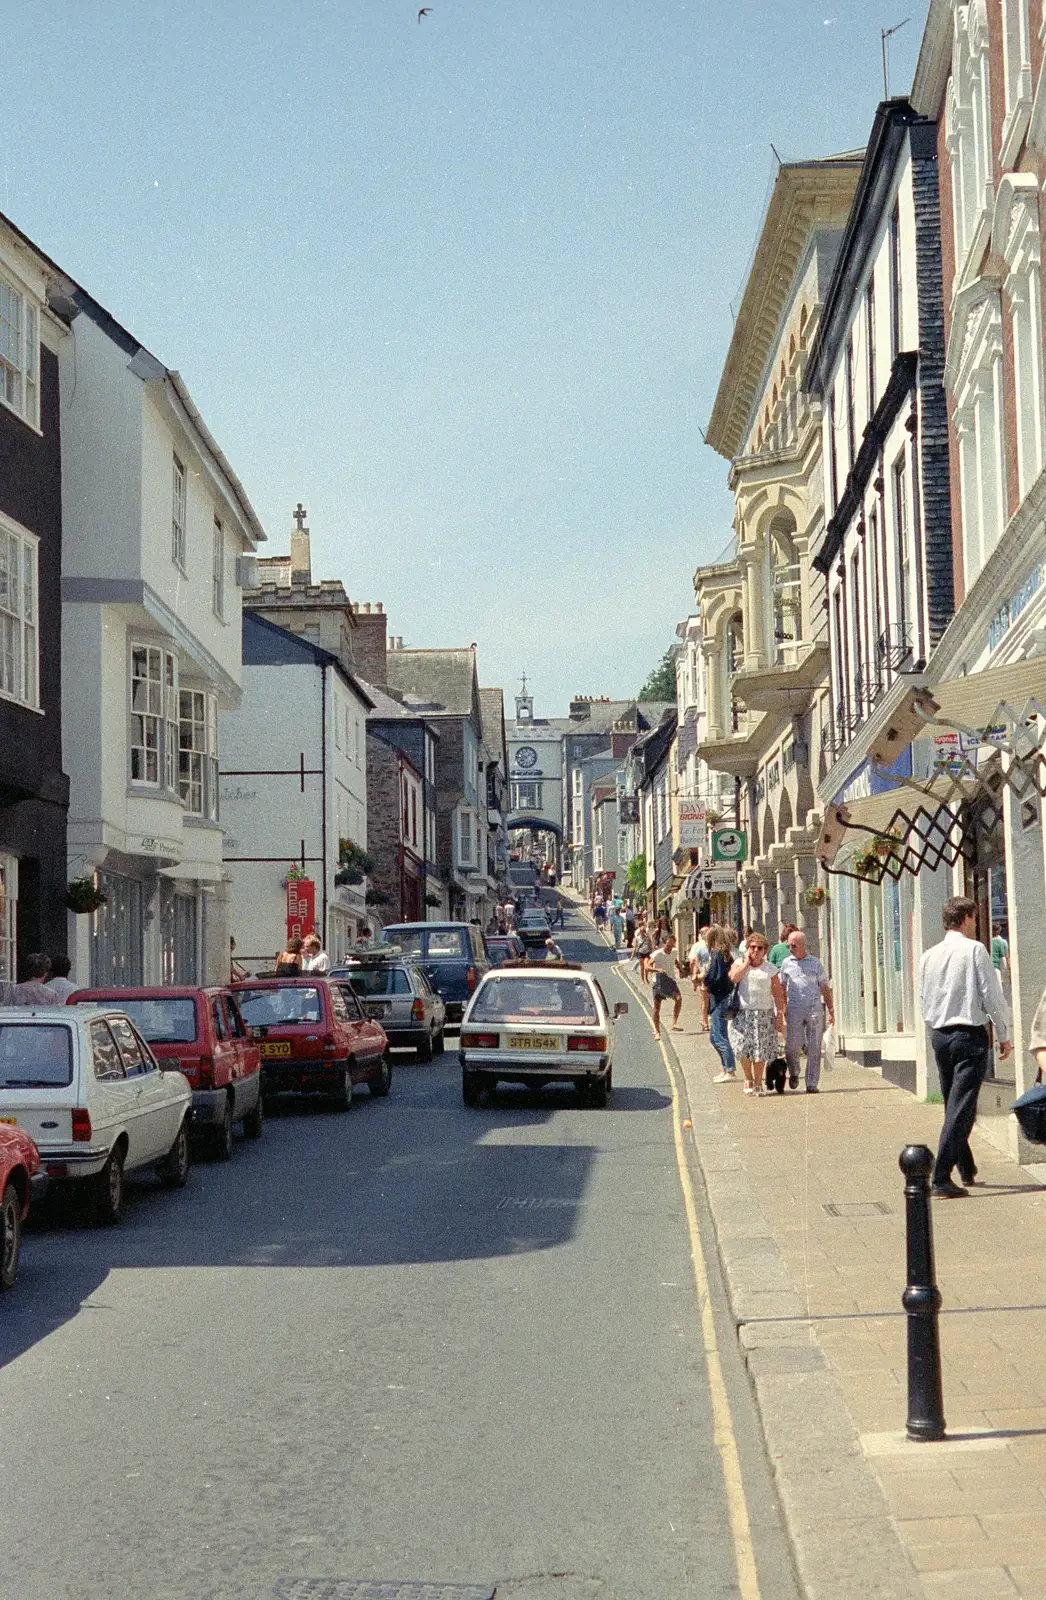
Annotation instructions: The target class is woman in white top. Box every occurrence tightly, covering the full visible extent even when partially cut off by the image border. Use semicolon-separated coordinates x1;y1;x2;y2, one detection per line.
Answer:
728;931;786;1096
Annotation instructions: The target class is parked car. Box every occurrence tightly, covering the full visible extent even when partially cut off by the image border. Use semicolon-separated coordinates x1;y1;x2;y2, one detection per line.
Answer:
0;1124;41;1290
0;1006;192;1225
516;909;552;950
381;923;490;1024
486;934;527;968
231;977;389;1108
331;949;445;1061
459;963;627;1107
69;987;262;1160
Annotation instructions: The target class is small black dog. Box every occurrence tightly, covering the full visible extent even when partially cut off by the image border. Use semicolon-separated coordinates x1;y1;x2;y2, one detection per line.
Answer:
765;1056;789;1095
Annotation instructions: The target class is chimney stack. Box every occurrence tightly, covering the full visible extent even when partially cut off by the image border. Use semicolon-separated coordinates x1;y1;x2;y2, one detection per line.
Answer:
351;602;390;687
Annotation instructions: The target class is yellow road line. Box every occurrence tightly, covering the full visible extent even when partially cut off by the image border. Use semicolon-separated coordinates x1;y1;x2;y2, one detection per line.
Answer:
612;957;761;1600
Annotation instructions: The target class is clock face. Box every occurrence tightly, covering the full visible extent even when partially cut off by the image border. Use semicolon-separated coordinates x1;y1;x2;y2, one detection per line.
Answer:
515;746;538;769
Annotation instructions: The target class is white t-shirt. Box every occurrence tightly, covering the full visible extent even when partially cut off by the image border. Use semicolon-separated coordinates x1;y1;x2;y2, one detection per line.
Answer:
650;948;678;980
688;939;710;972
48;976;78;1001
302;951;331;974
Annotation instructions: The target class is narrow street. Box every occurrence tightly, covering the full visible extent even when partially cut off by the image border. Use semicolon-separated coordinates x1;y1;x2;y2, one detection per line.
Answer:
3;910;796;1600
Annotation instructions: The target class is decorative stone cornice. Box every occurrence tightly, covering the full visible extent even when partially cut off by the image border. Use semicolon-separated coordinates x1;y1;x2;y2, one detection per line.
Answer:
706;159;864;461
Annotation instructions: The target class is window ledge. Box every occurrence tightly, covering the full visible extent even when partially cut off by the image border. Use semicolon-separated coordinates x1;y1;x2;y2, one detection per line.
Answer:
0;690;43;716
184;815;221;831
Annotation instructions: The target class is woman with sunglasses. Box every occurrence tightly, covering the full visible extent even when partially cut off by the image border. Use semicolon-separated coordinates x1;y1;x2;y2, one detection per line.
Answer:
729;931;786;1096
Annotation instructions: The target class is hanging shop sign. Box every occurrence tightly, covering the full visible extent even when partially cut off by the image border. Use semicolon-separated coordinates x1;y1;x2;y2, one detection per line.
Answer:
711;828;747;863
287;877;317;942
677;799;706;848
702;867;739;894
619;795;640;825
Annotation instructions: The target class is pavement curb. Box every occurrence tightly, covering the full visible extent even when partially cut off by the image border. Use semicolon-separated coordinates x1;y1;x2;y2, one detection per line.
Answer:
599;930;925;1599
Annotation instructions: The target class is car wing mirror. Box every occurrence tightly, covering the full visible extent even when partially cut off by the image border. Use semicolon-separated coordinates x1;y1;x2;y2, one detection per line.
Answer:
614;1002;628;1018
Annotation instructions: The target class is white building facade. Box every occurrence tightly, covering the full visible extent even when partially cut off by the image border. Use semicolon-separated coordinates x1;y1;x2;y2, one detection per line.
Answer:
60;299;265;986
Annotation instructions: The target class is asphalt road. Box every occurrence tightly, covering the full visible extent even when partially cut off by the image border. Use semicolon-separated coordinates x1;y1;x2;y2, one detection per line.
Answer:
2;911;799;1600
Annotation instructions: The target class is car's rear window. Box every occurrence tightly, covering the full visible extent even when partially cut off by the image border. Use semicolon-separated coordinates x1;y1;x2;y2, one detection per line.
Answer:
385;930;425;956
342;967;411;997
426;930;466;957
519;914;548;926
236;987;322;1025
103;998;198;1045
0;1023;74;1087
470;977;598;1025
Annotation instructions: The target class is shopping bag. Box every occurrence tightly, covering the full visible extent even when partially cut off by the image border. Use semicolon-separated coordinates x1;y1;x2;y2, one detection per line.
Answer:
1012;1083;1046;1144
821;1022;837;1071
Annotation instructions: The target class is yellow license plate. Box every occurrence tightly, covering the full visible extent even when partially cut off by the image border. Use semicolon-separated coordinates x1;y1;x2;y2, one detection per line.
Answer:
0;1116;16;1125
505;1034;562;1052
260;1041;292;1057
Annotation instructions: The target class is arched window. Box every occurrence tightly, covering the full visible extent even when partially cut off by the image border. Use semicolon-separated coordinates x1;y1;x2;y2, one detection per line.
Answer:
768;518;803;664
778;789;793;840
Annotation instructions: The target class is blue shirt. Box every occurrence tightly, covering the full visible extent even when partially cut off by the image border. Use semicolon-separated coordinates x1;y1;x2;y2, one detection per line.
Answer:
779;954;827;1015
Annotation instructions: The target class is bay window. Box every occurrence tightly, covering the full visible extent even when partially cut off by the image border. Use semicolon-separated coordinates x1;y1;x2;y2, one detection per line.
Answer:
178;689;219;819
130;645;178;788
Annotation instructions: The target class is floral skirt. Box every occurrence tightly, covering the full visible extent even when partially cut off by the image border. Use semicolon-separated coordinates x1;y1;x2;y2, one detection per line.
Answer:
737;1007;779;1062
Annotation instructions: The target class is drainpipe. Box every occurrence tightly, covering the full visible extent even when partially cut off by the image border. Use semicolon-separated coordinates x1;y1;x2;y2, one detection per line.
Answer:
734;775;743;935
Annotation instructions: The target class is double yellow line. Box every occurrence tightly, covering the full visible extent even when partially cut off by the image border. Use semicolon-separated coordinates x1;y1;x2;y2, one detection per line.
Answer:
612;949;761;1599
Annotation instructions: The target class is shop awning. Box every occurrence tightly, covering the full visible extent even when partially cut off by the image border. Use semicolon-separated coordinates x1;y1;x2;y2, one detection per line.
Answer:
817;771;1000;884
930;657;1046;731
670;867;704;916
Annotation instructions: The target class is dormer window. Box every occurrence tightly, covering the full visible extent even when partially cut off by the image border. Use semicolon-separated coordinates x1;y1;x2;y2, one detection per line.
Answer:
0;275;39;429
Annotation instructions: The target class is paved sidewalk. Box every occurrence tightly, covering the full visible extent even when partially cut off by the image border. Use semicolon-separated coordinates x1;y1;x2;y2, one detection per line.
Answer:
600;931;1046;1599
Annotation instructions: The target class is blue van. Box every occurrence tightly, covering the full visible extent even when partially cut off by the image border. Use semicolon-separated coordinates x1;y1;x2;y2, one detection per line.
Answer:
382;922;490;1024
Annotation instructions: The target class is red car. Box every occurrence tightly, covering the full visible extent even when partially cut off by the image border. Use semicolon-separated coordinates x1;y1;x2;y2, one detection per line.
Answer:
70;987;263;1160
0;1124;41;1291
231;976;390;1108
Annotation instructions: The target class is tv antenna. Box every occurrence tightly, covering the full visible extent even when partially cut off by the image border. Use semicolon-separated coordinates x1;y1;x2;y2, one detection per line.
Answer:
881;17;910;98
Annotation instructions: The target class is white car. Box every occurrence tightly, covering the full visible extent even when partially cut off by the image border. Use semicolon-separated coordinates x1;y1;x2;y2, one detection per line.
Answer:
458;963;627;1107
0;1005;192;1224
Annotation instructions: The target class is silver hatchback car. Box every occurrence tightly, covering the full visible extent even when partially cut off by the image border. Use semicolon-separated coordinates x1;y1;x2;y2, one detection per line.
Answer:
332;950;446;1062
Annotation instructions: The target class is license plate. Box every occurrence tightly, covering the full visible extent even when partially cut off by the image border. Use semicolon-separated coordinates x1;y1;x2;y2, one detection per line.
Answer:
0;1116;16;1125
260;1042;292;1057
505;1034;562;1052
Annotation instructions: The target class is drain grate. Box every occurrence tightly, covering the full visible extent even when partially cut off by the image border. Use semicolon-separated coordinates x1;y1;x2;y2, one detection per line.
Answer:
822;1200;892;1218
496;1196;578;1211
275;1584;495;1600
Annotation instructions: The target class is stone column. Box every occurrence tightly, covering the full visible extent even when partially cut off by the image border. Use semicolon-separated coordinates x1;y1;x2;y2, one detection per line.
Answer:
703;642;724;742
740;540;767;671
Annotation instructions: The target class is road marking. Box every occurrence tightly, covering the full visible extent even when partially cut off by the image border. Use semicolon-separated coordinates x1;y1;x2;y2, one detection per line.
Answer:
598;928;761;1600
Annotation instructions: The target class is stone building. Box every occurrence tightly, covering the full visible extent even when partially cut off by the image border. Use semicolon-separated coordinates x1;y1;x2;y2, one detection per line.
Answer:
700;154;864;950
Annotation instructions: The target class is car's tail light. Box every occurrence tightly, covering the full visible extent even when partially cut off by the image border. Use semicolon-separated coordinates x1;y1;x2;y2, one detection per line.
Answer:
461;1031;498;1049
411;999;425;1022
196;1053;214;1088
466;966;477;992
567;1035;607;1053
322;1034;340;1056
71;1108;92;1141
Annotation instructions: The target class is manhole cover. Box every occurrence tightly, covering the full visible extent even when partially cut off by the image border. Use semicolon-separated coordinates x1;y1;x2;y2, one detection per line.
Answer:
822;1200;892;1218
275;1585;494;1600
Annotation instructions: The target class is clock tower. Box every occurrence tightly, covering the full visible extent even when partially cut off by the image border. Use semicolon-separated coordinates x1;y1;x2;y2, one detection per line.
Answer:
515;671;534;724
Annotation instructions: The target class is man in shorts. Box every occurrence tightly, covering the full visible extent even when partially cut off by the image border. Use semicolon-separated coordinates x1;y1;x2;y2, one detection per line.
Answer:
650;934;684;1040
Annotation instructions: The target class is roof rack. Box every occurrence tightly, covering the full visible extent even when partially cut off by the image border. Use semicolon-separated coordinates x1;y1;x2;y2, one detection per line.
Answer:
339;942;404;965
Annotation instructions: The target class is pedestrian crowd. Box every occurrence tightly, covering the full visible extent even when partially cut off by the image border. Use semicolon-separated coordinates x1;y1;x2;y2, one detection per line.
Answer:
0;951;77;1005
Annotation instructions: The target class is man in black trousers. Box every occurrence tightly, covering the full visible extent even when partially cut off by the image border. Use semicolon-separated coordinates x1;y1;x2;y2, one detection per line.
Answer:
919;896;1012;1197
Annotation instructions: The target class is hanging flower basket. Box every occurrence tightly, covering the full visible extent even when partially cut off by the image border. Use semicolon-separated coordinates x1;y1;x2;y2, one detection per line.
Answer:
803;884;828;909
335;868;364;886
705;809;723;828
425;892;442;908
280;863;308;890
66;876;108;914
365;887;391;906
338;838;374;876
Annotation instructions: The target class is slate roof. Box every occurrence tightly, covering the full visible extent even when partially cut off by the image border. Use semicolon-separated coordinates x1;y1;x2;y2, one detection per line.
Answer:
385;648;478;718
478;686;507;768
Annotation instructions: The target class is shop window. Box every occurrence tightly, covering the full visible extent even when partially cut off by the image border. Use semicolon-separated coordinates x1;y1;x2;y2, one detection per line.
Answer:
91;873;144;986
0;854;16;981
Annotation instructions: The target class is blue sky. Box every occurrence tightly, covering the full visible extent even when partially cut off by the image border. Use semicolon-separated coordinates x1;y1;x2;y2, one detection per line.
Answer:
6;0;923;715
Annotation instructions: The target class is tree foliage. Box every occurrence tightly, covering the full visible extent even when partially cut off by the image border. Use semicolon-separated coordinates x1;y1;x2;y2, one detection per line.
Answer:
638;647;676;703
625;855;647;896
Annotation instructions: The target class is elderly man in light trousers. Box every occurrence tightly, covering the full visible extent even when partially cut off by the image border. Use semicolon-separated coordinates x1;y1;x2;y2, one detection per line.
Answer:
779;928;835;1092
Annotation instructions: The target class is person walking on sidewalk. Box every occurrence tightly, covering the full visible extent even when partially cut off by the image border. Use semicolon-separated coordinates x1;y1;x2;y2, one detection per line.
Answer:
704;925;738;1084
608;905;625;949
919;895;1012;1198
633;922;653;984
688;925;712;1032
779;928;834;1092
729;932;786;1096
650;935;684;1041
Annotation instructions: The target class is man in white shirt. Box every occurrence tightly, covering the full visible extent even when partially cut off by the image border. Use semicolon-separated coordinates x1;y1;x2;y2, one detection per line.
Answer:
301;933;331;974
919;896;1012;1197
650;935;684;1040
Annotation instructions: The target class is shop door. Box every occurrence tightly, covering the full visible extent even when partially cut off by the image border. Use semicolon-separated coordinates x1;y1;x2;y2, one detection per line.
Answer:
91;874;144;985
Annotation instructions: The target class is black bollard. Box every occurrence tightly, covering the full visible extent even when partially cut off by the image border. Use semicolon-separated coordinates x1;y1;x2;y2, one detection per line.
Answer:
899;1144;946;1441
